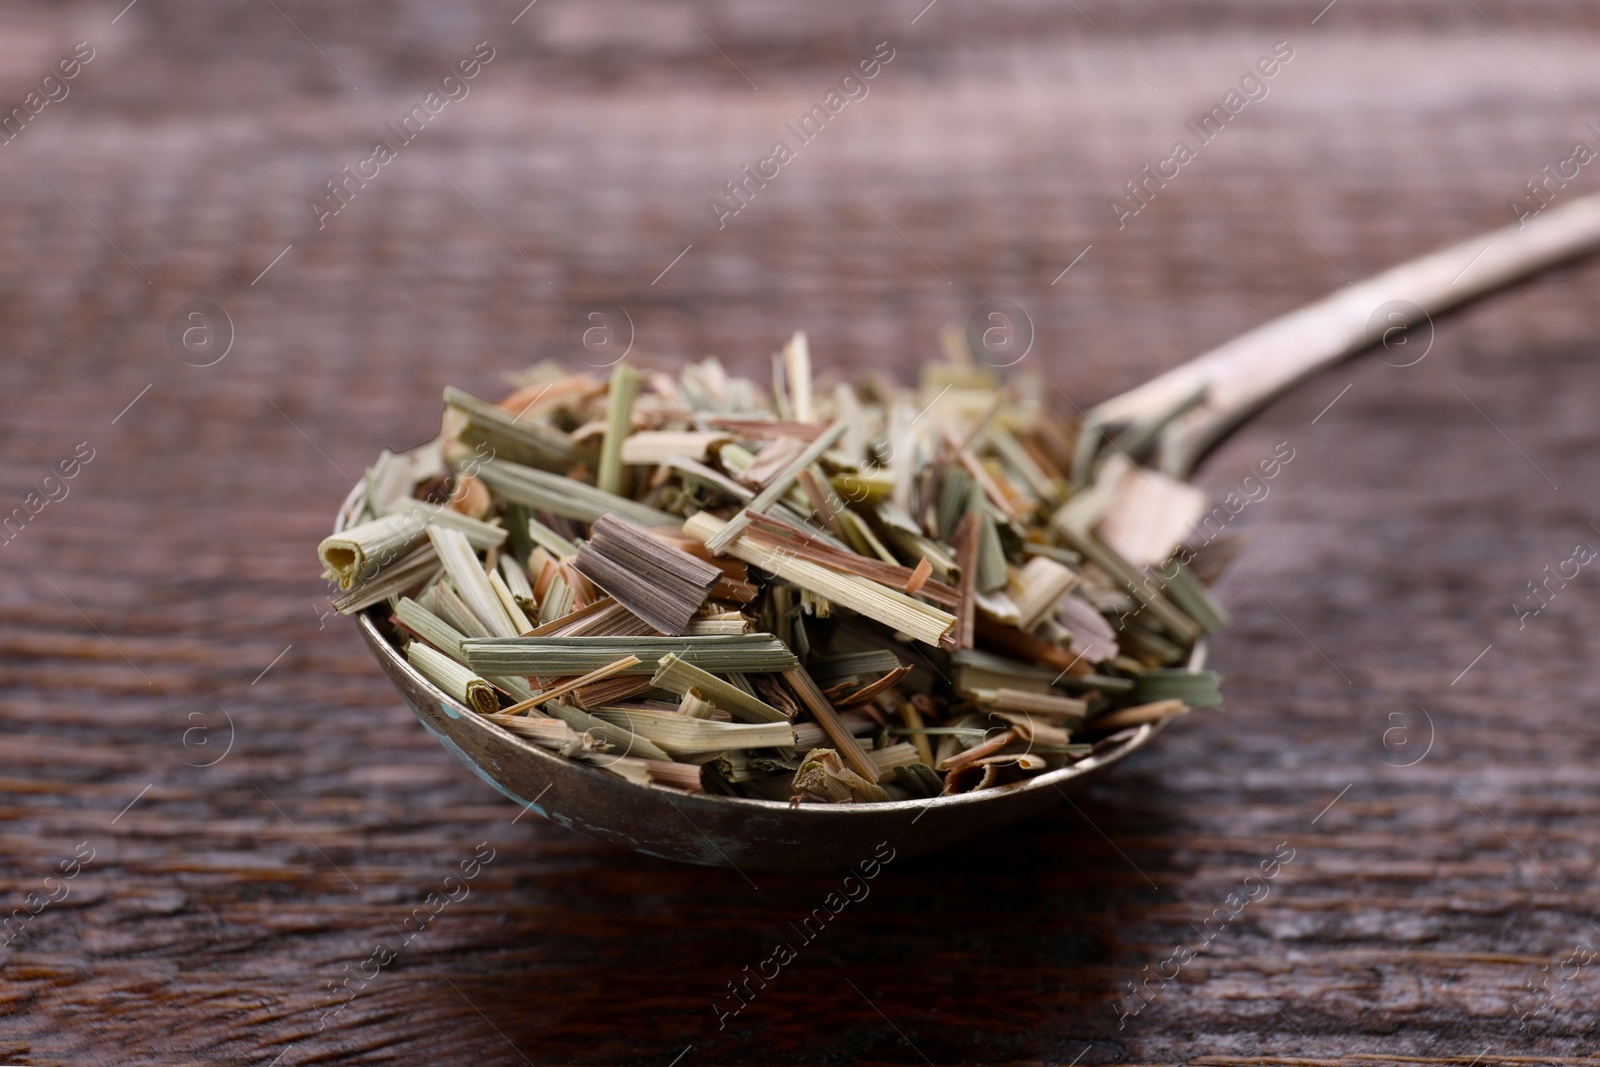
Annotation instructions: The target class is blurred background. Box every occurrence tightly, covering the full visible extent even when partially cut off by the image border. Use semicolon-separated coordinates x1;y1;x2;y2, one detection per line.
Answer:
3;0;1599;1063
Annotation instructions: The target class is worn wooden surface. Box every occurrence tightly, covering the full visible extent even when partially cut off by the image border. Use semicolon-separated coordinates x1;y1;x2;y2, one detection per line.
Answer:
3;1;1600;1063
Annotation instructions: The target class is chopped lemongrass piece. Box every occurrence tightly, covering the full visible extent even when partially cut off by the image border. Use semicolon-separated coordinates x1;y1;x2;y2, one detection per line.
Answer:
588;708;794;755
319;513;428;590
395;596;468;662
620;431;727;465
784;667;879;783
866;742;922;776
542;700;673;762
460;634;799;676
333;544;440;614
681;618;748;636
481;713;584;747
525;514;579;558
1131;669;1223;707
428;526;518;638
473;457;679;528
1010;556;1080;631
388;498;507;550
434;581;492;639
651;652;788;723
596;363;640;496
644;760;704;792
792;748;890;804
685;513;956;646
365;448;414;516
702;420;848;554
444;385;590;469
573;514;721;635
498;555;535;608
407;642;500;715
489;570;533;634
969;687;1089;721
678;691;719;719
784;330;814;423
1087;699;1188;731
499;655;642;715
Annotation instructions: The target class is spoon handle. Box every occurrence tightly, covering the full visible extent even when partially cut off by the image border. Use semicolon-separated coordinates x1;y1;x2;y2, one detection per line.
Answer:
1087;192;1600;478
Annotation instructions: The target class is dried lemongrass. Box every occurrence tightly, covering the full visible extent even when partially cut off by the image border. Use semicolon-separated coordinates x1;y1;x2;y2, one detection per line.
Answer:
498;555;536;608
1093;457;1209;570
1010;556;1080;631
686;513;956;646
784;667;878;783
320;513;427;590
444;385;589;469
678;691;719;719
574;514;721;635
644;760;704;792
488;570;533;634
1132;668;1223;707
500;655;642;715
460;634;799;676
434;581;492;639
969;688;1088;721
475;457;679;529
333;544;440;614
365;448;414;516
407;642;499;715
651;653;788;724
481;713;584;748
620;431;726;465
395;596;468;662
682;618;748;636
388;498;507;550
1086;699;1189;731
596;363;640;496
792;748;890;804
525;514;579;558
327;340;1236;808
428;526;519;638
866;742;921;775
543;700;672;762
783;331;814;424
942;753;1048;795
589;708;794;755
702;420;848;553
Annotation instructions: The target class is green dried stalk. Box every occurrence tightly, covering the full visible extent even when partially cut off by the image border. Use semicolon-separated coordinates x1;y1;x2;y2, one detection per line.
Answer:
428;526;519;638
596;364;641;496
388;498;507;550
474;457;678;528
685;512;955;646
319;513;427;590
702;420;848;553
1131;668;1223;707
406;642;499;715
460;634;799;676
444;385;590;469
588;708;795;755
651;653;788;723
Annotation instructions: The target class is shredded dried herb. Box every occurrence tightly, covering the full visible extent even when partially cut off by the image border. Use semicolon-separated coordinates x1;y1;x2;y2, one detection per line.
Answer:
319;332;1231;804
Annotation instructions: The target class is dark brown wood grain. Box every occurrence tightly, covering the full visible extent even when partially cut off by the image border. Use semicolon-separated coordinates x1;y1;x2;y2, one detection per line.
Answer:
3;0;1600;1063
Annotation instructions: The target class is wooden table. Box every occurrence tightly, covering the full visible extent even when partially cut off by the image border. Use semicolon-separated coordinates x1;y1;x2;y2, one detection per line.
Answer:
2;1;1598;1062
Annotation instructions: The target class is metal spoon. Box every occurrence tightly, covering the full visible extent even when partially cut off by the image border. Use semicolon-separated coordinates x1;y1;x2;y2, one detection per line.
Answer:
341;193;1600;870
